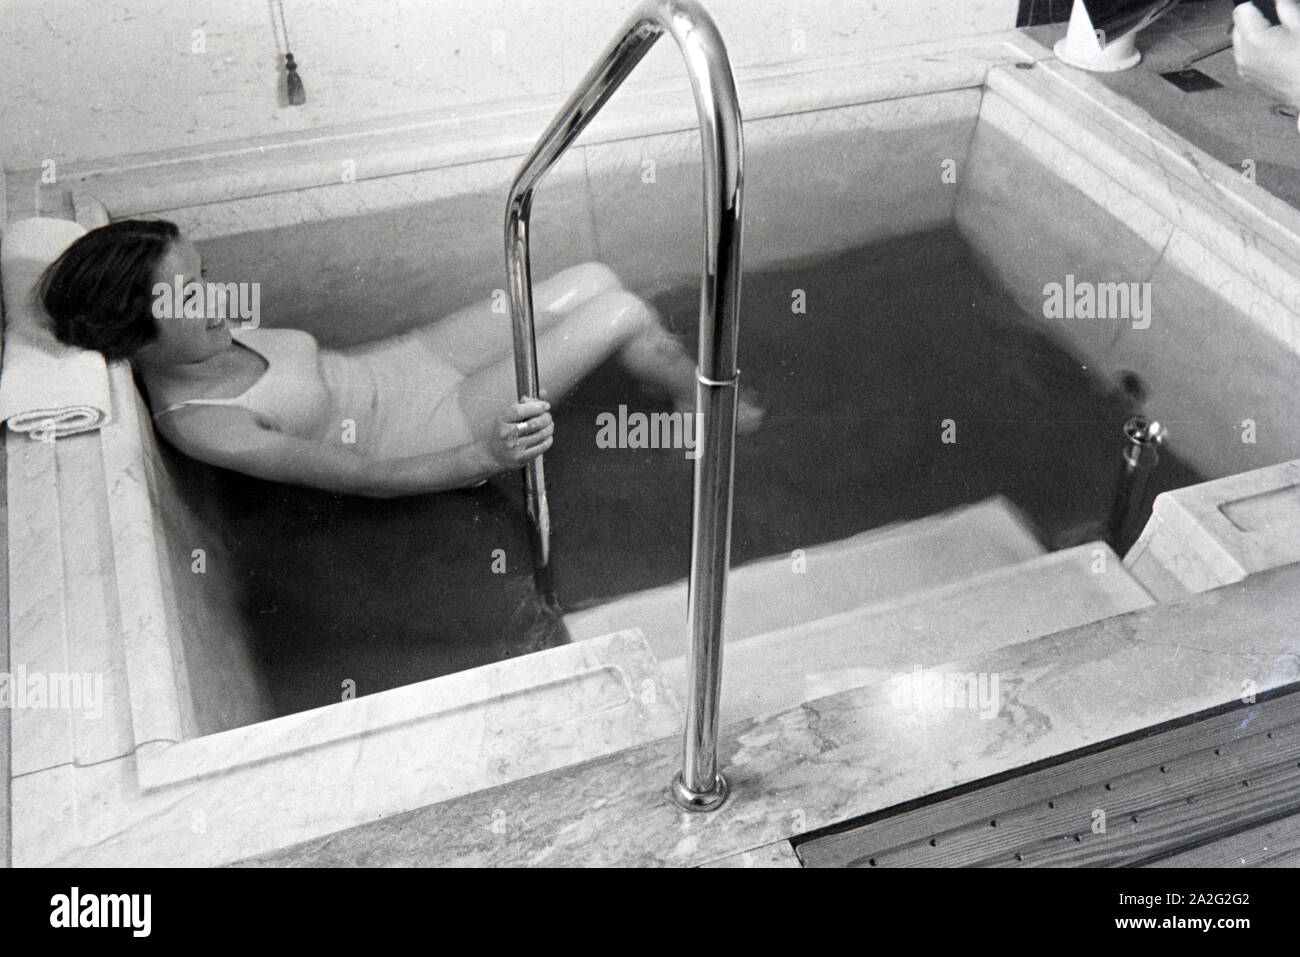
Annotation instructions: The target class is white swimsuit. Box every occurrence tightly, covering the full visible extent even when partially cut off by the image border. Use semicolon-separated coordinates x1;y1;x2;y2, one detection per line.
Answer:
153;326;476;458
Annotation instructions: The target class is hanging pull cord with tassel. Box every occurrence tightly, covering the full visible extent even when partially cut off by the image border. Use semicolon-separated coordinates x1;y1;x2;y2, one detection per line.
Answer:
284;52;305;105
278;0;306;105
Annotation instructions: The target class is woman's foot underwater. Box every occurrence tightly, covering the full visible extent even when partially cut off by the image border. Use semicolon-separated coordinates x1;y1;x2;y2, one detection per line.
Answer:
673;389;766;435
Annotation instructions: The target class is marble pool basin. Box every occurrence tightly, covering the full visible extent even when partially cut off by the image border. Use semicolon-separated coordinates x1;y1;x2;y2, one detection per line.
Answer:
4;28;1300;865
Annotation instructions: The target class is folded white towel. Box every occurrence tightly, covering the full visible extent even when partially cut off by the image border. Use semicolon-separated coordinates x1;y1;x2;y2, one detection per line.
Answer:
0;217;113;440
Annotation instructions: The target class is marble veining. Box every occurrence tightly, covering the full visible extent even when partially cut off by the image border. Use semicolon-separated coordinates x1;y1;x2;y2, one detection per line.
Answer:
8;28;1300;868
0;1;1019;170
240;564;1300;867
1126;459;1300;596
958;56;1300;479
701;840;801;868
5;35;1026;227
10;627;681;866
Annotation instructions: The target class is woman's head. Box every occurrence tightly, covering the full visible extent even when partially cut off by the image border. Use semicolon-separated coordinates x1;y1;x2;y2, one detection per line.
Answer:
38;219;228;363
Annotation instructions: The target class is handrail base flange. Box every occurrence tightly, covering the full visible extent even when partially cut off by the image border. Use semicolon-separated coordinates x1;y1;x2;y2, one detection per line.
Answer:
670;771;729;812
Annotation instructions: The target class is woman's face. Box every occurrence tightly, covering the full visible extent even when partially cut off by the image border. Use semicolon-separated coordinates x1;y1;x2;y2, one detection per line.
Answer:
136;236;233;365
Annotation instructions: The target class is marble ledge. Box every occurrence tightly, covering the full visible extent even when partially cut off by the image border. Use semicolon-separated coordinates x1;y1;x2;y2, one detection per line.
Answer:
965;92;1300;383
5;483;75;775
701;840;802;869
989;60;1300;271
977;72;1300;359
137;628;675;792
1127;459;1300;595
240;562;1300;867
9;628;683;866
99;365;189;753
161;86;981;244
4;34;1036;224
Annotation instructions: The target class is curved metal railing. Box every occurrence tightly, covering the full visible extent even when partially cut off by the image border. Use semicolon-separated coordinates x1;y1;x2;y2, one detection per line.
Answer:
504;0;743;810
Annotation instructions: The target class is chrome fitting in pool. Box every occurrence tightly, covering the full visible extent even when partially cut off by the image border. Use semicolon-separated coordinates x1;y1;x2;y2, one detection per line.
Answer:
1108;416;1169;553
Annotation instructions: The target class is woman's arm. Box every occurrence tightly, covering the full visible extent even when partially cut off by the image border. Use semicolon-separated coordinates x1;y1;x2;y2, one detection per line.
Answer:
154;398;553;498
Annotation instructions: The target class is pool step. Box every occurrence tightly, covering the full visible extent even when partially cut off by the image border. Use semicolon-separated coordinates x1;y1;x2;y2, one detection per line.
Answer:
564;495;1046;662
658;542;1154;726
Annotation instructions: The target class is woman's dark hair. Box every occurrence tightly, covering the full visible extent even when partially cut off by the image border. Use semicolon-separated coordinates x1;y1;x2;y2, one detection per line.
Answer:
37;219;180;360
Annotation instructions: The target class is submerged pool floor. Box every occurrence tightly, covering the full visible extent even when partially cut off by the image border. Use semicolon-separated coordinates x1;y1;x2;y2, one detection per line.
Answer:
203;228;1201;718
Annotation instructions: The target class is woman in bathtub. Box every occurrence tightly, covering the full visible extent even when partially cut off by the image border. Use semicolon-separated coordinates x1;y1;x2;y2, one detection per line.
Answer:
39;219;762;497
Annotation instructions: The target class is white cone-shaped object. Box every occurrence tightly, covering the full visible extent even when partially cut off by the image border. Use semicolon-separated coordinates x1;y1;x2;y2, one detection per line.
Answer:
1053;0;1178;73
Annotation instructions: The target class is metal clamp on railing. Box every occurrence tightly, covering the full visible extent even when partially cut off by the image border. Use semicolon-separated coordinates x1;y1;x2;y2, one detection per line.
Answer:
504;0;744;811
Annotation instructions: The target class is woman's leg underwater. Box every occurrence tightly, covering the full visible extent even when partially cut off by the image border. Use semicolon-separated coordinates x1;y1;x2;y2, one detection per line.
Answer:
453;287;763;442
407;262;624;376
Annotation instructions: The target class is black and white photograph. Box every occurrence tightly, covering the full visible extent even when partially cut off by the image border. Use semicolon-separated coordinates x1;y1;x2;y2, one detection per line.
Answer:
0;0;1297;927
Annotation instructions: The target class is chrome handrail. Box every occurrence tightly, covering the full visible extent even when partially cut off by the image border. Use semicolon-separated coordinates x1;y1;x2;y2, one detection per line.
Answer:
504;0;743;811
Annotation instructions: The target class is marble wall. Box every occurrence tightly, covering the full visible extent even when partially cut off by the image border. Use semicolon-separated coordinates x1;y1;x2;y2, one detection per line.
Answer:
184;88;982;348
0;0;1018;170
956;66;1300;481
131;389;275;736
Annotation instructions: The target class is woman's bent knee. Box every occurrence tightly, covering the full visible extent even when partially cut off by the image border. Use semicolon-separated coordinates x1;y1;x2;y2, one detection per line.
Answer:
596;289;657;339
573;262;621;294
537;261;623;313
